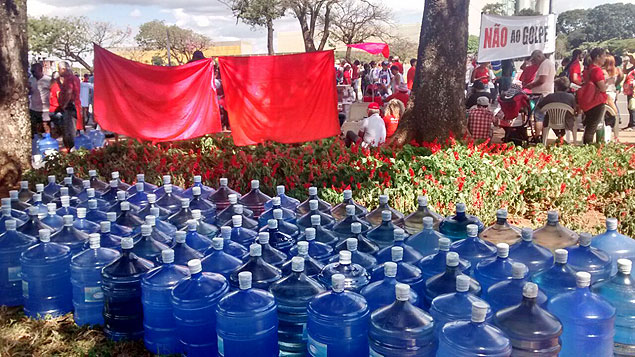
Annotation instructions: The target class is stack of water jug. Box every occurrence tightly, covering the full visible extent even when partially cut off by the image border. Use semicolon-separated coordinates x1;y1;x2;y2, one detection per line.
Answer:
1;168;634;356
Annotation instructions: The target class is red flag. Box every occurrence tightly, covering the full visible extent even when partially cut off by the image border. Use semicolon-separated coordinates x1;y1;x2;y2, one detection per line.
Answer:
218;51;340;146
346;43;390;58
93;45;221;142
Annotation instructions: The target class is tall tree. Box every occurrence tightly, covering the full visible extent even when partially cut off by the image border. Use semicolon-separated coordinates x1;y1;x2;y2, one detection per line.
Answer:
223;0;285;55
556;9;589;36
136;20;211;65
515;8;541;16
586;3;635;42
481;2;505;15
285;0;338;52
391;0;468;144
0;0;30;191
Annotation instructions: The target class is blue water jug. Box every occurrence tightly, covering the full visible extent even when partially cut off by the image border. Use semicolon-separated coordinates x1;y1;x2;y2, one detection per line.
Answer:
208;177;241;211
217;194;251;226
376;228;422;264
71;233;120;326
82;198;109;222
406;216;446;256
592;218;635;276
184;219;213;254
227;215;258;246
318;250;370;292
17;181;34;203
101;180;121;204
367;210;401;249
263;218;295;254
370;247;425;298
330;238;377;270
88;170;110;194
141;249;189;355
487;262;547;313
74;130;93;150
282;241;325;278
296;186;332;216
531;249;577;299
189;189;216;220
532;211;579;250
106;212;134;238
437;301;512;356
216;271;278;356
1;197;28;221
593;259;635;355
366;194;404;227
508;227;553;275
171;258;229;357
147;209;176;238
419;237;471;282
142;215;172;246
270;208;300;239
186;209;218;238
480;208;522;246
264;185;300;212
88;128;105;148
43;175;61;197
109;191;141;218
229;243;282;290
494;282;562;356
0;203;25;234
296;200;335;230
20;229;73;319
290;227;333;263
307;273;369;356
127;183;150;208
404;196;443;235
109;171;132;192
137;194;171;220
548;271;616;357
8;190;31;212
18;206;51;237
309;215;339;246
332;205;371;239
73;207;100;234
0;220;37;306
127;174;158;194
51;214;89;255
238;179;271;219
167;198;194;230
223;204;259;230
101;237;155;341
171;231;203;266
201;237;242;279
156;184;184;215
329;189;368;221
270;256;326;354
369;283;436;356
424;252;481;309
439;203;485;241
361;262;419;312
566;232;612;284
93;221;122;251
450;224;496;274
37;133;59;156
473;243;515;299
260;196;297;228
132;224;169;264
254;231;287;268
114;202;144;232
182;175;215;199
213;225;248;259
56;195;77;217
334;221;380;255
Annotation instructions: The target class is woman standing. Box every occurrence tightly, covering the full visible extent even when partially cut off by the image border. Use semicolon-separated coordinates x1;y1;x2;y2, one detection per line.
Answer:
383;99;405;139
579;48;608;144
603;54;622;130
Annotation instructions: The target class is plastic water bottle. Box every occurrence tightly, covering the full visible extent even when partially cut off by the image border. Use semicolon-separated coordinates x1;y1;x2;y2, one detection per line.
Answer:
230;243;282;290
76;180;95;202
2;197;28;222
592;218;635;276
367;210;401;249
270;256;326;354
214;225;248;259
332;205;371;239
106;212;134;237
263;218;295;254
369;283;436;356
309;215;339;246
282;241;324;278
403;196;443;234
0;203;25;233
260;196;297;228
142;215;172;246
184;219;213;254
147;208;177;237
366;194;404;227
43;175;61;197
473;243;515;299
371;246;425;296
296;186;332;216
132;224;169;264
126;174;157;194
228;215;258;247
0;220;37;306
480;209;522;246
167;198;193;229
239;180;272;219
94;221;122;251
137;194;171;220
141;249;189;355
71;233;120;326
115;202;144;232
72;207;100;234
101;237;154;341
170;231;202;266
18;206;51;237
156;184;183;215
56;195;77;217
332;238;376;271
254;231;287;268
430;274;491;339
201;237;242;279
269;208;300;239
217;271;279;356
264;185;300;212
17;181;34;202
128;182;150;208
439;203;485;241
565;232;612;284
88;170;109;194
450;224;496;274
188;209;218;238
486;262;548;313
376;228;422;264
296;200;335;230
82;198;108;223
51;215;89;255
424;252;481;309
437;301;512;356
508;227;553;275
88;128;106;148
74;130;93;150
307;274;369;356
532;211;579;250
189;187;216;219
182;175;215;199
418;237;471;282
318;250;370;292
334;221;379;255
361;262;419;312
330;189;368;221
171;259;229;357
20;229;73;319
101;180;121;204
217;194;249;224
207;178;240;211
406;217;446;257
289;227;333;263
37;132;59;156
548;272;616;356
9;190;31;212
593;259;635;355
494;282;562;356
109;191;141;217
109;171;131;192
531;249;578;299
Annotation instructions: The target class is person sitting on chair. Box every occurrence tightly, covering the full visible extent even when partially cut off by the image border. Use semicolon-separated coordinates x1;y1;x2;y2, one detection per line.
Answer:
536;77;577;142
467;96;497;140
345;102;386;148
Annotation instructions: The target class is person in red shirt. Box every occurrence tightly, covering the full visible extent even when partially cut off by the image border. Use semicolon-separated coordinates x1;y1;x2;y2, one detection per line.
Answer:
471;62;490;85
384;83;409;106
352;60;361;100
407;58;416;90
342;63;352;85
383;98;404;138
580;48;608;144
57;61;83;149
392;56;404;74
568;49;583;87
519;60;539;88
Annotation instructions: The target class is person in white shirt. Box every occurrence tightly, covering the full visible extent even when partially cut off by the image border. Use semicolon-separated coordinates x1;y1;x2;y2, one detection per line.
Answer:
27;63;51;136
390;65;405;95
524;50;556;137
344;102;386;147
79;73;94;127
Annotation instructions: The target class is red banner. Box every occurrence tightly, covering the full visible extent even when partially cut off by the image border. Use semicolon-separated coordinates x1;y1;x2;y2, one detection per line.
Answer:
93;45;221;142
218;51;340;146
346;43;390;58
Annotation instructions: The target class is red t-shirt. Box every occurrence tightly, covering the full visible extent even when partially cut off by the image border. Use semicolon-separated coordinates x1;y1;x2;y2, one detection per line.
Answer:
60;74;83;129
49;81;60;112
393;61;404;74
579;64;608;111
472;66;489;84
407;66;415;90
343;70;352;85
352;66;359;80
383;114;399;138
519;65;538;87
568;60;581;84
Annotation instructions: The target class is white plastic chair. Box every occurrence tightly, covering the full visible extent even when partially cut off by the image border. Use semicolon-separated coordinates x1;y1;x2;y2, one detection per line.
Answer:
541;103;575;146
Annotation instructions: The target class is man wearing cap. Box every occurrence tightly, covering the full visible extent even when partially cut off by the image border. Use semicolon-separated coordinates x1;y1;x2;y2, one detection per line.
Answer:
467;96;497;140
345;102;386;147
465;81;493;109
384;83;410;106
377;61;393;95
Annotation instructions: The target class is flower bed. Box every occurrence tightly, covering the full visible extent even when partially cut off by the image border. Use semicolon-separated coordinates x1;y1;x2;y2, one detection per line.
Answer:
25;134;635;236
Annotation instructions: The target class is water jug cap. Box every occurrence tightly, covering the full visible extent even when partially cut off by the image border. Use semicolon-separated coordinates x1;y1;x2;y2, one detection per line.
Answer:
346;238;358;251
89;233;100;249
309;200;318;211
512;262;528;279
48;175;56;183
111;171;120;179
39;228;51;242
228;194;238;204
233;205;245;216
305;228;316;240
273;209;283;219
47;202;57;213
67;167;74;175
32;193;42;203
28;206;38;216
193;175;201;183
522;282;539;299
145;215;156;226
466;224;478;237
89;170;97;177
109;180;117;188
238;271;253;289
394;228;405;241
120;201;130;211
418;195;427;206
379;195;388;204
251;180;259;189
554;249;568;264
579;232;592;247
212;237;224;250
175;231;186;243
496;208;508;219
272;197;281;206
575;272;591;288
308;187;317;196
135;182;144;192
422;216;433;228
87;188;96;198
121;237;134;249
258;232;270;244
439;237;451;251
381;210;391;221
83;180;90;189
5;219;17;230
188;259;202;274
249;243;262;256
339;250;352;264
343;189;352;199
221;226;231;238
391;246;404;262
446;252;459;267
395;283;410;301
192;210;201;220
547;211;558;222
180;198;189;208
77;207;86;219
187;219;197;231
141;224;152;236
382;262;397;278
606;218;618;231
232;215;242;227
162;249;174;263
276;185;285;195
20;181;28;189
136;173;145;182
100;221;110;233
346;205;355;216
297;241;309;255
147;194;156;203
116;191;126;201
162;175;171;184
36;183;44;192
63;215;73;226
351;222;361;233
267;219;278;229
164;184;172;193
291;256;305;272
106;212;117;222
61;195;70;207
192;186;202;196
1;203;10;215
147;207;158;219
61;188;70;197
521;227;533;241
456;202;466;213
456;274;470;292
617;259;632;275
471;301;489;323
311;215;321;226
220;178;228;186
9;190;19;200
496;243;509;258
332;274;345;292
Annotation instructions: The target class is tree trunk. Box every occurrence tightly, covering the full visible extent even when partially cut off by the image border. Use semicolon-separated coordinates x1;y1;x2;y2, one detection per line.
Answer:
0;0;30;193
69;52;93;72
266;18;275;55
345;46;352;62
317;1;333;51
294;9;316;52
391;0;469;145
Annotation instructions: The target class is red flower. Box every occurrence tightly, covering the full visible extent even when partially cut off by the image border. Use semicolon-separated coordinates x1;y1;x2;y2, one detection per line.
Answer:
409;168;415;178
560;183;567;194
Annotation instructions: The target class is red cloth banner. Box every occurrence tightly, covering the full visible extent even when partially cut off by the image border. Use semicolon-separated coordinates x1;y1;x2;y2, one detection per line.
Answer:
346;43;390;58
218;51;340;146
93;45;221;142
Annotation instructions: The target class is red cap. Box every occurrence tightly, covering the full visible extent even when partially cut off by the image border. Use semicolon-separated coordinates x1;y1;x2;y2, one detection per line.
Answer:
368;102;380;110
